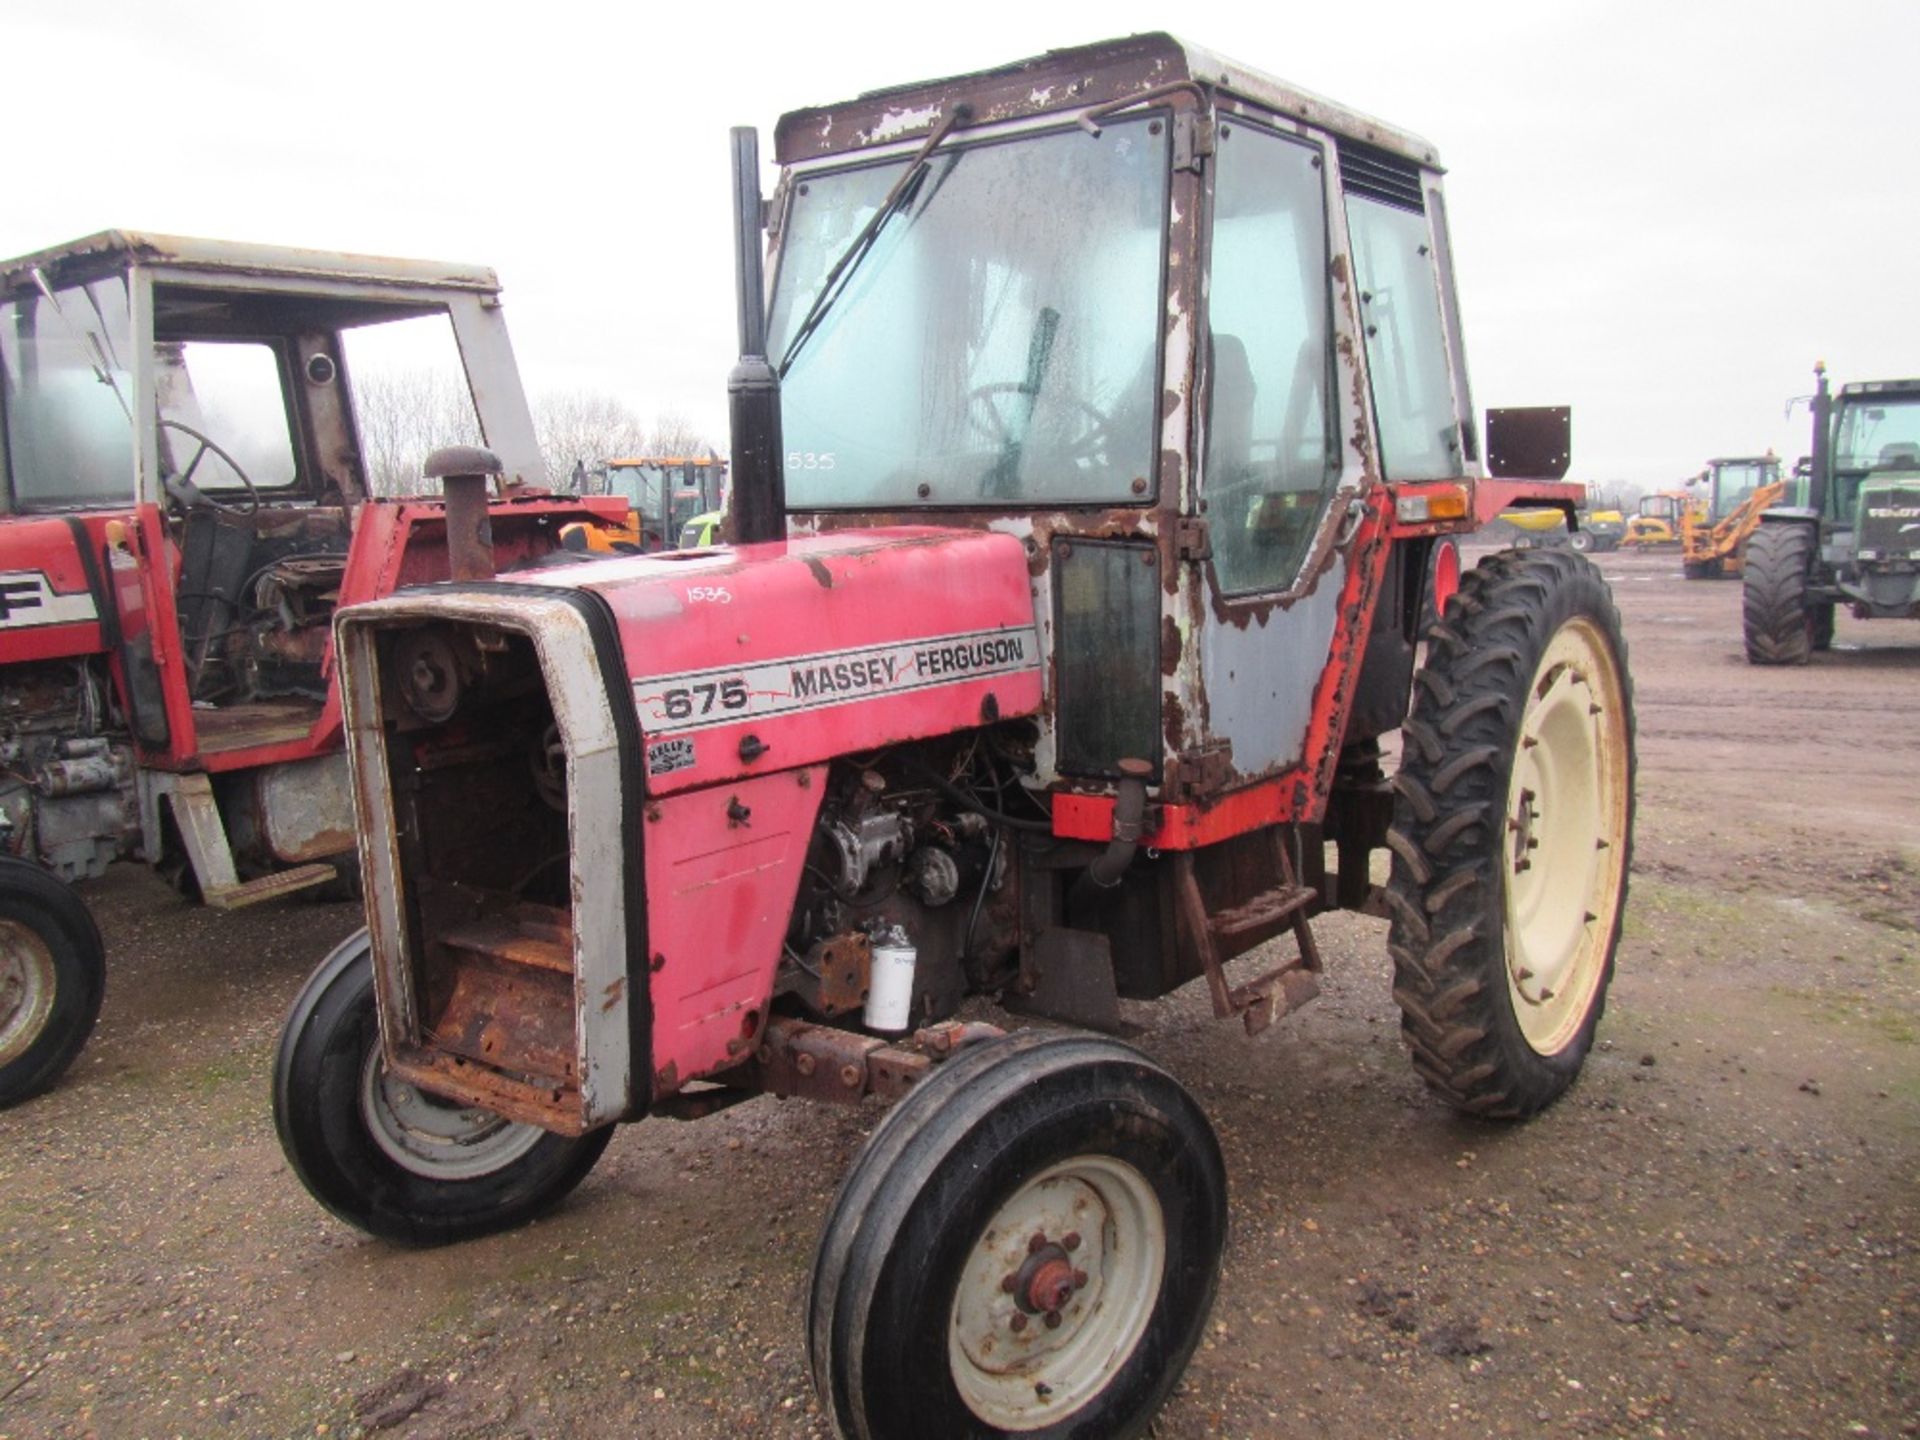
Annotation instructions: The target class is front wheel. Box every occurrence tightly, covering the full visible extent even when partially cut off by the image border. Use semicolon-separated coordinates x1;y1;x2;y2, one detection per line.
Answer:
0;857;105;1107
1387;549;1634;1118
272;931;612;1244
808;1032;1226;1439
1742;522;1818;665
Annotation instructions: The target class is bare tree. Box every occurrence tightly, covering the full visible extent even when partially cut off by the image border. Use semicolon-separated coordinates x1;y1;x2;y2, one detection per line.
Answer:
644;408;718;460
351;367;484;497
532;389;652;489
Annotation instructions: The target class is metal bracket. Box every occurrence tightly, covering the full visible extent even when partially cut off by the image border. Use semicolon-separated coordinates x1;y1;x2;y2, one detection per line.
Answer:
1174;516;1212;562
1173;111;1217;173
1162;743;1233;803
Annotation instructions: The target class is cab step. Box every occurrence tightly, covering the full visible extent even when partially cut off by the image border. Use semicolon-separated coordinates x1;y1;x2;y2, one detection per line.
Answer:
1174;832;1323;1037
204;863;336;910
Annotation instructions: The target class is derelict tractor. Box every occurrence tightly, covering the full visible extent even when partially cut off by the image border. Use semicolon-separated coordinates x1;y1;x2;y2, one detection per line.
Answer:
274;36;1637;1438
1745;364;1920;662
0;233;621;1106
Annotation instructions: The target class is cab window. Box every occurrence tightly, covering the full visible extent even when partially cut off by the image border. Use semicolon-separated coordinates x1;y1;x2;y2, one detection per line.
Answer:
1346;193;1460;480
0;277;136;508
1204;120;1335;594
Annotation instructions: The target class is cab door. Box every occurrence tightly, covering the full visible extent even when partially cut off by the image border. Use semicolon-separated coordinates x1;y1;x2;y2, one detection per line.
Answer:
1193;122;1465;795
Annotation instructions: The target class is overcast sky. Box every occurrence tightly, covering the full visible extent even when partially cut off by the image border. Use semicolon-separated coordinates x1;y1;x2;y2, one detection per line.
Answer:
10;0;1914;490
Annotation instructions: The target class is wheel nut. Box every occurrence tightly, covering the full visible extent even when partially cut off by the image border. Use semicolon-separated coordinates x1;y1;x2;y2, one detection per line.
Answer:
1000;1274;1018;1294
795;1053;816;1076
1073;1269;1088;1289
1044;1311;1062;1330
1010;1313;1028;1333
1028;1233;1048;1254
840;1064;862;1088
1063;1232;1081;1251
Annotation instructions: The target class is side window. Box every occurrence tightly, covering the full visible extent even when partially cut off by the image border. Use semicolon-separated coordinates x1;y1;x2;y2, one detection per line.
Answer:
0;278;136;507
1346;194;1459;480
1204;121;1334;595
155;341;299;492
339;313;483;496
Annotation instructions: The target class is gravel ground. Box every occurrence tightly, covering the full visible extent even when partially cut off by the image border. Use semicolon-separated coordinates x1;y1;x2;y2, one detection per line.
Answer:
1;548;1914;1439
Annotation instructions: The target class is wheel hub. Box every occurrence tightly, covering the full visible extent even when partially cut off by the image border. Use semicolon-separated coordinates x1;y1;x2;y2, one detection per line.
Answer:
1502;617;1630;1054
948;1156;1164;1430
358;1046;545;1180
0;918;57;1066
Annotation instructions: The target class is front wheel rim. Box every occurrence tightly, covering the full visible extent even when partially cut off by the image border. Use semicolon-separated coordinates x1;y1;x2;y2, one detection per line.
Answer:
0;919;58;1066
358;1046;545;1181
947;1155;1165;1431
1503;616;1630;1055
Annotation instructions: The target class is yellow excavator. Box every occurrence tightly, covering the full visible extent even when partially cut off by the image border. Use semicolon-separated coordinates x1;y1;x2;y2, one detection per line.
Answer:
1621;490;1697;548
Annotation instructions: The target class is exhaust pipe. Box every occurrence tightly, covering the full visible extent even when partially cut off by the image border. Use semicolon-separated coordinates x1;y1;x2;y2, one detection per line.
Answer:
1806;362;1831;516
726;126;786;546
426;445;503;582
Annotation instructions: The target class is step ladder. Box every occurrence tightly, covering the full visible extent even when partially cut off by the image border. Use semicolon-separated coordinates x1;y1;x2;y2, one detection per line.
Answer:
1173;831;1322;1037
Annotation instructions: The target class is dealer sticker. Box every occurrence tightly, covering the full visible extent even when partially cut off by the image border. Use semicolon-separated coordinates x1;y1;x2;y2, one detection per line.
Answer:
646;736;697;776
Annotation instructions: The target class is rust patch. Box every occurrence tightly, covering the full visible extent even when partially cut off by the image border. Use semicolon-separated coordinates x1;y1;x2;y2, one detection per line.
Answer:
1160;615;1183;675
654;1059;681;1098
803;555;835;588
1163;691;1188;751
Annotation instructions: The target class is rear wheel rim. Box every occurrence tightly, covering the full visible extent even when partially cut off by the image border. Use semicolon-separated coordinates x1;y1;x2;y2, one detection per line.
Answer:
1503;616;1630;1055
0;919;57;1066
947;1155;1165;1431
358;1047;545;1180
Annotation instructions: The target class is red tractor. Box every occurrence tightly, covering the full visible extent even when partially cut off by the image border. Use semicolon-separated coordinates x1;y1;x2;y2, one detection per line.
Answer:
275;36;1635;1438
0;232;622;1105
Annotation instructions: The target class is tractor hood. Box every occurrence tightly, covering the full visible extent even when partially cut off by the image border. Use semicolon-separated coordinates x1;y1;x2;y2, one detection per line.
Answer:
494;526;1042;793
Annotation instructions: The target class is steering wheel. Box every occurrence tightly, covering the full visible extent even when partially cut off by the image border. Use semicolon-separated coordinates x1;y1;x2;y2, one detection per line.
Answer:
159;419;261;516
967;383;1117;466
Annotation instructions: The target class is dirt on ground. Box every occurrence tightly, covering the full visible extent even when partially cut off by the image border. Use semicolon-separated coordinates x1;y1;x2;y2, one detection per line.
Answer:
2;547;1915;1440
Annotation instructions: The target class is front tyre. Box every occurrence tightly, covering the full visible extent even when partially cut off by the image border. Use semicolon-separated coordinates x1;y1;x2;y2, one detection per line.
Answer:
1387;549;1634;1119
808;1033;1226;1439
1742;522;1818;665
0;857;105;1107
272;931;611;1245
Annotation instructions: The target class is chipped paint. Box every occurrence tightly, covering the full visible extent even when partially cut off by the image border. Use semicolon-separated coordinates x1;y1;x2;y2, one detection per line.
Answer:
870;104;942;144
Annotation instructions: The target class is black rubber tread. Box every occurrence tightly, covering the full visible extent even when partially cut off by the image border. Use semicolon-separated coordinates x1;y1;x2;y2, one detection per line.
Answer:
0;857;105;1107
1742;522;1818;665
808;1031;1227;1440
1388;548;1635;1120
272;930;612;1245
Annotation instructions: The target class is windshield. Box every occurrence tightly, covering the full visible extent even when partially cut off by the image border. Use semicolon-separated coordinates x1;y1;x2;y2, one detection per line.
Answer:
768;116;1170;508
1834;396;1920;473
0;276;135;508
1710;460;1770;520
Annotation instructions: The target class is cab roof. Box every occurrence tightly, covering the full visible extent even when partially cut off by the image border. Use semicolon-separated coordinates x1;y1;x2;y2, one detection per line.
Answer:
0;230;501;298
774;32;1440;169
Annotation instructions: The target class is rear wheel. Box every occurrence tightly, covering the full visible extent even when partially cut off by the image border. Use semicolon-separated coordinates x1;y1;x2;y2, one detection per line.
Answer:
808;1032;1226;1439
1742;523;1818;665
0;858;105;1107
1386;549;1634;1118
1568;530;1594;553
273;931;612;1244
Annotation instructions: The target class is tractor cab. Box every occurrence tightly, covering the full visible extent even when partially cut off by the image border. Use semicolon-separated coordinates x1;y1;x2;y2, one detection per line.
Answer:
0;232;620;898
1697;455;1781;524
581;455;728;551
1830;380;1920;540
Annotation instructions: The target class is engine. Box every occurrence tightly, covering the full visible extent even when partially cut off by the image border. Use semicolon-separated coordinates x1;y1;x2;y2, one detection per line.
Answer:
777;736;1032;1033
0;661;138;881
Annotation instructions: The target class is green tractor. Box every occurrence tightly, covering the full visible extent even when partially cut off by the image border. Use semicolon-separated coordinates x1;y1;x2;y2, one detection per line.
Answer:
1744;366;1920;663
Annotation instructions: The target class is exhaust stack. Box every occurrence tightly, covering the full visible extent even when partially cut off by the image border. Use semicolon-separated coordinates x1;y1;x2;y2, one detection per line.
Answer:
1806;362;1832;516
427;445;503;581
726;126;786;546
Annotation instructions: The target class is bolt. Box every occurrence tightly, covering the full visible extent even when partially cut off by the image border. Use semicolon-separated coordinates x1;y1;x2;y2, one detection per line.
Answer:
1001;1274;1019;1294
796;1053;817;1076
1073;1269;1088;1289
1063;1232;1080;1251
1009;1313;1028;1333
1028;1233;1048;1254
1044;1311;1063;1330
840;1064;862;1088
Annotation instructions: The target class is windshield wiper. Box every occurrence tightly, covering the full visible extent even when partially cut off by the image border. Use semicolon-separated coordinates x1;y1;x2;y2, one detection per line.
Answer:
777;103;974;378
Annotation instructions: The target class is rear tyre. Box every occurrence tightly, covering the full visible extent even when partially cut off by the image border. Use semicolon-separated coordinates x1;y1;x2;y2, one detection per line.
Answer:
1386;549;1634;1119
273;931;612;1244
1742;523;1818;665
808;1032;1226;1439
0;857;105;1107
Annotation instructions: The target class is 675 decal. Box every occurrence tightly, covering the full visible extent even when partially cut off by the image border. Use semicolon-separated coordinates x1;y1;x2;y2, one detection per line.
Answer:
656;677;748;722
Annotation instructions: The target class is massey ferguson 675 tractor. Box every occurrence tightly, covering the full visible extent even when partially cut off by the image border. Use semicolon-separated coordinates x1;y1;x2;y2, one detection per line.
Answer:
0;232;621;1105
275;36;1635;1437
